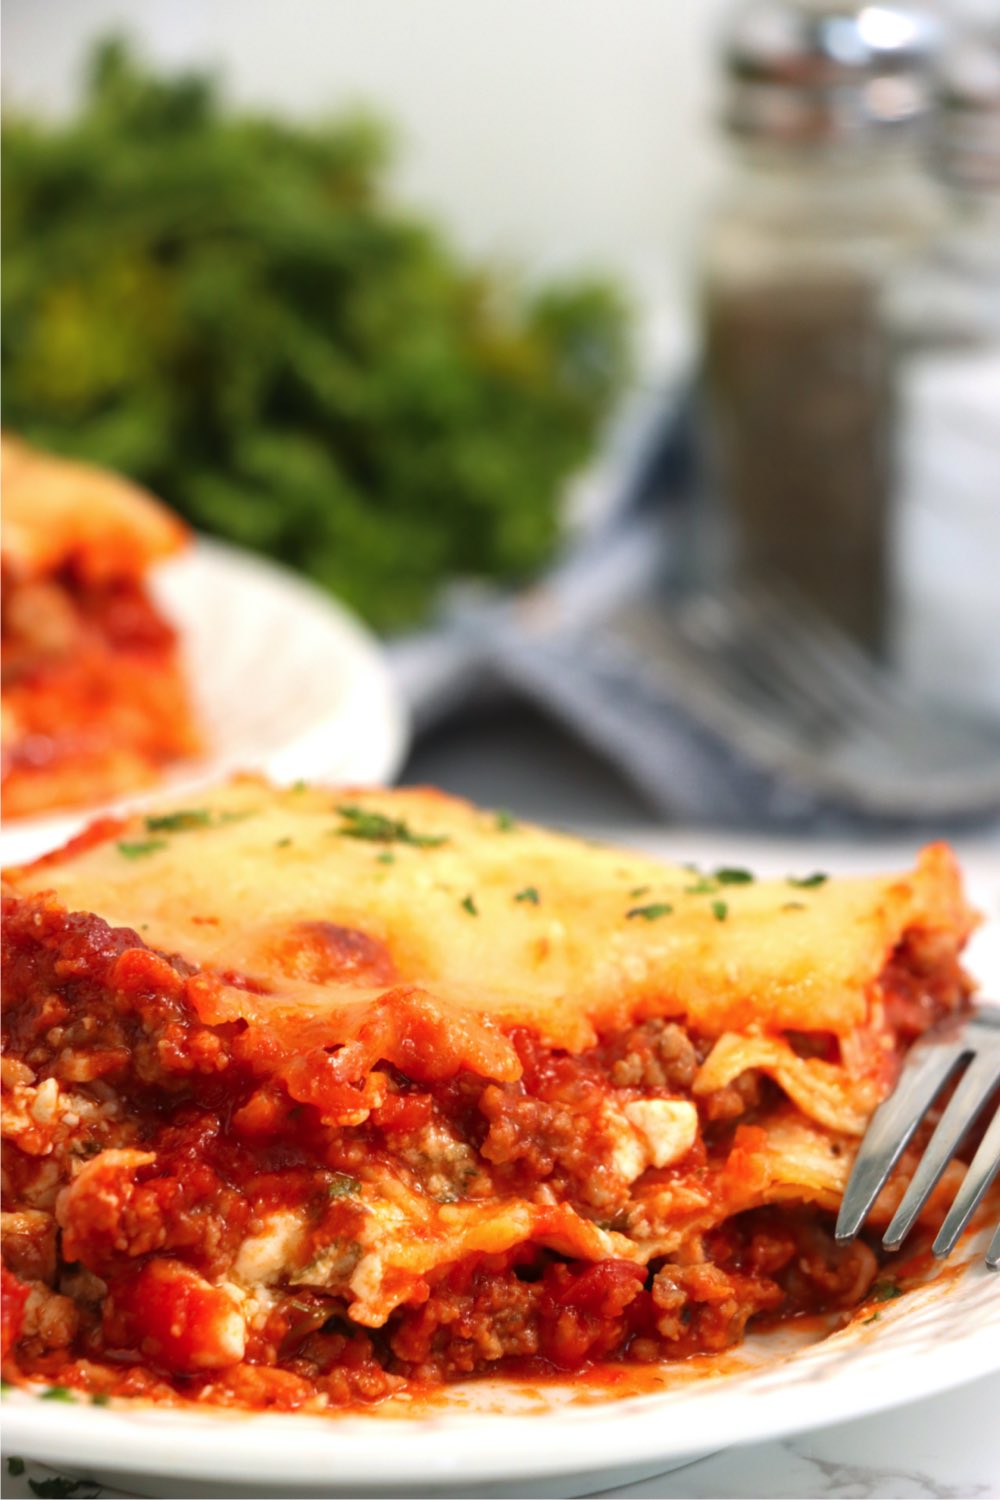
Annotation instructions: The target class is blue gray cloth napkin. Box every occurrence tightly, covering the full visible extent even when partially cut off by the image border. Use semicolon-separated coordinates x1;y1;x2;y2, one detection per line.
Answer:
387;387;1000;836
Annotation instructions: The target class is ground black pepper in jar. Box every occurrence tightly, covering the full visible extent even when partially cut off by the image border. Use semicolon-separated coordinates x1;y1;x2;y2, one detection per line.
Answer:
699;0;940;653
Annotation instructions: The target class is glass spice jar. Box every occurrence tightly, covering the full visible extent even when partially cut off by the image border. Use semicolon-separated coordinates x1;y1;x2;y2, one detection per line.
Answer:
699;0;941;652
887;26;1000;721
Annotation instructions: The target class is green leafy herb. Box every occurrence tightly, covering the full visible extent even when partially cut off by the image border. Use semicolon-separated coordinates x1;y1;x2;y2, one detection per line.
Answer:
116;839;166;860
713;867;754;885
494;810;517;832
90;1393;111;1407
292;780;307;794
0;1379;13;1393
871;1280;902;1302
1;40;628;632
39;1386;75;1401
28;1478;100;1499
143;807;254;832
782;901;806;912
862;1311;880;1325
514;886;540;905
684;879;718;896
327;1173;360;1199
788;873;828;889
144;808;211;832
626;902;673;922
8;1458;26;1477
335;805;447;848
460;894;478;916
376;850;396;865
629;886;650;899
711;900;729;922
275;837;293;848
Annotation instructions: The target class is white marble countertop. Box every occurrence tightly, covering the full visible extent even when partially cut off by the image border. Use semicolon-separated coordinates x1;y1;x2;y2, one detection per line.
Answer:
596;1373;1000;1499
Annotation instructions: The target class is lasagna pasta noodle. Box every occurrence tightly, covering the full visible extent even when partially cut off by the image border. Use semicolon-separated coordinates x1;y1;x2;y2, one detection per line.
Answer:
694;1034;881;1136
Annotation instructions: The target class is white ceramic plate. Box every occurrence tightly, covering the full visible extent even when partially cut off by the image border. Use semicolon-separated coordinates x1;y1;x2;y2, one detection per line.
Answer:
0;538;409;868
4;834;999;1499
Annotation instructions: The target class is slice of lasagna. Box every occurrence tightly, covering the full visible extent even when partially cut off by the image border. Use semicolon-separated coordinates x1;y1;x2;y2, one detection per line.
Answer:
1;436;201;818
0;781;978;1410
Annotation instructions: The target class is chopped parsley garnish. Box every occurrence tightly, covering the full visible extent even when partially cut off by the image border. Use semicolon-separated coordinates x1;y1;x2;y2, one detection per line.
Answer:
782;901;806;912
514;886;540;905
292;779;307;793
8;1458;25;1477
629;885;650;899
871;1280;902;1302
682;868;754;895
460;894;479;916
376;850;396;865
494;810;517;832
275;837;293;848
327;1173;361;1199
862;1311;880;1325
334;804;447;847
143;807;254;832
144;808;211;832
626;902;673;921
788;872;828;889
39;1386;75;1401
116;839;167;860
711;900;729;922
90;1393;111;1406
0;1379;12;1392
28;1478;100;1499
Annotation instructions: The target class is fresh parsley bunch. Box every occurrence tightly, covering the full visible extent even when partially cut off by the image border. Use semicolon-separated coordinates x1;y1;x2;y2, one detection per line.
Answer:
2;41;630;629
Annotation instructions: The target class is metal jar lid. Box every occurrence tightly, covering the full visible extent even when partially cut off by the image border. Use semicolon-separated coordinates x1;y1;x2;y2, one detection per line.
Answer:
721;0;938;142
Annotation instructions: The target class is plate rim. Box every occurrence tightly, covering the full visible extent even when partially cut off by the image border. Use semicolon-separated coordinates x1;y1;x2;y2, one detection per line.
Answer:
4;1295;999;1489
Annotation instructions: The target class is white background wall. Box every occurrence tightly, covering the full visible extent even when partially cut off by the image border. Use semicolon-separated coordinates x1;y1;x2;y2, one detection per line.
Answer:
2;0;734;332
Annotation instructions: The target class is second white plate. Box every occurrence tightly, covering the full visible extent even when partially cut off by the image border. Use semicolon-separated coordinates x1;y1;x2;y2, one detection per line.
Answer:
0;537;409;867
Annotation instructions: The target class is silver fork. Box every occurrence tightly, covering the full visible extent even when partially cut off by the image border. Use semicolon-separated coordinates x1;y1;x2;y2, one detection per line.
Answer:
605;581;1000;820
835;1008;1000;1268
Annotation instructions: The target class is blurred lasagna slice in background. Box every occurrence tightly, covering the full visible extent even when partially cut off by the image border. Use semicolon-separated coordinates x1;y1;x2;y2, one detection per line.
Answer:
1;436;200;818
0;783;979;1409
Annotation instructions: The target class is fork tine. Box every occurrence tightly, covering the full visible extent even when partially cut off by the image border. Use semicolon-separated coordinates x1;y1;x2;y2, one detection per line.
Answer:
712;599;858;740
835;1044;969;1243
723;583;994;764
646;622;830;756
881;1052;1000;1250
675;599;846;746
724;585;889;730
987;1222;1000;1270
932;1105;1000;1258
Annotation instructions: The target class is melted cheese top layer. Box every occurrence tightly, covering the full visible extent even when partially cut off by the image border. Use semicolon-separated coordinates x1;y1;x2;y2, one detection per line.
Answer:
7;779;974;1060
